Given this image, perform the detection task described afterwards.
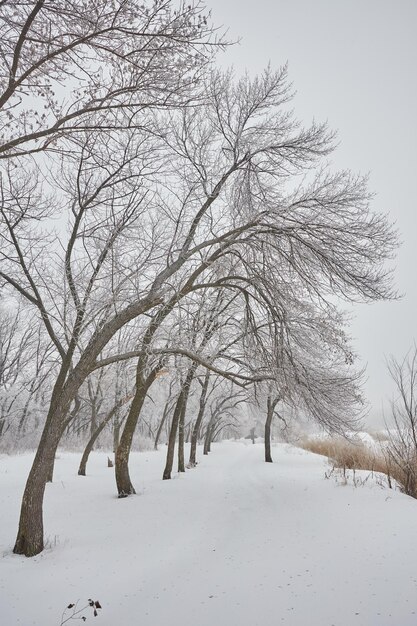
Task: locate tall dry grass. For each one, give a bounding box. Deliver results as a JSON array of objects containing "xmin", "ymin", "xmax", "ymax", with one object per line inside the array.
[{"xmin": 299, "ymin": 435, "xmax": 417, "ymax": 497}]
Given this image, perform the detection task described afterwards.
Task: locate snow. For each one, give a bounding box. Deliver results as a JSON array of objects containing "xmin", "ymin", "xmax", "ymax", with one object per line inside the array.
[
  {"xmin": 307, "ymin": 429, "xmax": 389, "ymax": 454},
  {"xmin": 1, "ymin": 442, "xmax": 417, "ymax": 626}
]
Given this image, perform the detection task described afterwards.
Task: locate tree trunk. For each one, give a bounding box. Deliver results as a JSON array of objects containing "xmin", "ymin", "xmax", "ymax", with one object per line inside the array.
[
  {"xmin": 13, "ymin": 292, "xmax": 162, "ymax": 556},
  {"xmin": 113, "ymin": 420, "xmax": 120, "ymax": 454},
  {"xmin": 79, "ymin": 430, "xmax": 100, "ymax": 476},
  {"xmin": 13, "ymin": 367, "xmax": 86, "ymax": 557},
  {"xmin": 203, "ymin": 420, "xmax": 214, "ymax": 455},
  {"xmin": 115, "ymin": 373, "xmax": 154, "ymax": 497},
  {"xmin": 78, "ymin": 407, "xmax": 117, "ymax": 476},
  {"xmin": 203, "ymin": 432, "xmax": 209, "ymax": 455},
  {"xmin": 163, "ymin": 366, "xmax": 195, "ymax": 480},
  {"xmin": 46, "ymin": 462, "xmax": 54, "ymax": 483},
  {"xmin": 45, "ymin": 393, "xmax": 82, "ymax": 484},
  {"xmin": 18, "ymin": 387, "xmax": 33, "ymax": 433},
  {"xmin": 154, "ymin": 397, "xmax": 171, "ymax": 450},
  {"xmin": 265, "ymin": 395, "xmax": 280, "ymax": 463},
  {"xmin": 265, "ymin": 399, "xmax": 273, "ymax": 463},
  {"xmin": 89, "ymin": 398, "xmax": 97, "ymax": 440},
  {"xmin": 177, "ymin": 403, "xmax": 186, "ymax": 472},
  {"xmin": 185, "ymin": 421, "xmax": 192, "ymax": 443},
  {"xmin": 13, "ymin": 416, "xmax": 63, "ymax": 556},
  {"xmin": 163, "ymin": 400, "xmax": 181, "ymax": 480},
  {"xmin": 189, "ymin": 370, "xmax": 210, "ymax": 466}
]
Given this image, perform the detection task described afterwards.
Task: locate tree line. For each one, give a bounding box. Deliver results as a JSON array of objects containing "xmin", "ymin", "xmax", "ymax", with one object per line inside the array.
[{"xmin": 0, "ymin": 0, "xmax": 397, "ymax": 557}]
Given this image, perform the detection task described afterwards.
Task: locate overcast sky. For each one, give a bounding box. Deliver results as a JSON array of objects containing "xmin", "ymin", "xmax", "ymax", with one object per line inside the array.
[{"xmin": 209, "ymin": 0, "xmax": 417, "ymax": 426}]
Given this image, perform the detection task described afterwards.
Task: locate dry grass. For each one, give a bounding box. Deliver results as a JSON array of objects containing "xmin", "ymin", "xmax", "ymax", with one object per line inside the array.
[{"xmin": 299, "ymin": 435, "xmax": 411, "ymax": 494}]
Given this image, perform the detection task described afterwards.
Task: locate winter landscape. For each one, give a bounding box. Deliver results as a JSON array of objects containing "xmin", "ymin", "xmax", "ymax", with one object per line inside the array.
[
  {"xmin": 2, "ymin": 441, "xmax": 417, "ymax": 626},
  {"xmin": 1, "ymin": 1, "xmax": 416, "ymax": 625}
]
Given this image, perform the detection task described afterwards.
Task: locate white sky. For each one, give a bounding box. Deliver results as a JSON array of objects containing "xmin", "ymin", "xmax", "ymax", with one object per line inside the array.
[{"xmin": 209, "ymin": 0, "xmax": 417, "ymax": 426}]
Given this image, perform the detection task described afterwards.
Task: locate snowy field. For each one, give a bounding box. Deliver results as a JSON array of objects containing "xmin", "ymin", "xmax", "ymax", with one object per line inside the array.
[{"xmin": 1, "ymin": 441, "xmax": 417, "ymax": 626}]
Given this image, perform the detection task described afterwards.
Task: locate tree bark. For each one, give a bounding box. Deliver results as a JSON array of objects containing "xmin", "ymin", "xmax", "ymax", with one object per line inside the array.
[
  {"xmin": 46, "ymin": 462, "xmax": 54, "ymax": 483},
  {"xmin": 163, "ymin": 398, "xmax": 182, "ymax": 480},
  {"xmin": 115, "ymin": 372, "xmax": 155, "ymax": 497},
  {"xmin": 203, "ymin": 420, "xmax": 214, "ymax": 455},
  {"xmin": 265, "ymin": 395, "xmax": 280, "ymax": 463},
  {"xmin": 13, "ymin": 416, "xmax": 63, "ymax": 556},
  {"xmin": 265, "ymin": 399, "xmax": 273, "ymax": 463}
]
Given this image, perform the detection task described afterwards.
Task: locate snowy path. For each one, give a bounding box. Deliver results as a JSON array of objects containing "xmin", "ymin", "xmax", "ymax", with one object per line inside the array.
[{"xmin": 1, "ymin": 441, "xmax": 417, "ymax": 625}]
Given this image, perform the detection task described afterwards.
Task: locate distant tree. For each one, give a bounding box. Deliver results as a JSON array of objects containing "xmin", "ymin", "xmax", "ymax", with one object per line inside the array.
[
  {"xmin": 162, "ymin": 291, "xmax": 236, "ymax": 480},
  {"xmin": 203, "ymin": 384, "xmax": 246, "ymax": 453},
  {"xmin": 0, "ymin": 305, "xmax": 53, "ymax": 443}
]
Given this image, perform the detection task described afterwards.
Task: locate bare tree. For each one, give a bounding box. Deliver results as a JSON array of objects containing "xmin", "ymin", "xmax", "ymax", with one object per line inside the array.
[
  {"xmin": 203, "ymin": 383, "xmax": 247, "ymax": 454},
  {"xmin": 0, "ymin": 0, "xmax": 220, "ymax": 159},
  {"xmin": 386, "ymin": 347, "xmax": 417, "ymax": 497},
  {"xmin": 78, "ymin": 392, "xmax": 133, "ymax": 477},
  {"xmin": 189, "ymin": 369, "xmax": 211, "ymax": 466},
  {"xmin": 153, "ymin": 378, "xmax": 176, "ymax": 450},
  {"xmin": 161, "ymin": 293, "xmax": 227, "ymax": 480},
  {"xmin": 0, "ymin": 305, "xmax": 53, "ymax": 443},
  {"xmin": 115, "ymin": 354, "xmax": 165, "ymax": 495}
]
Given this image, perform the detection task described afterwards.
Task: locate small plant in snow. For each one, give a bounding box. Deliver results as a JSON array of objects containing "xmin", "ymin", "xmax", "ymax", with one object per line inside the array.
[{"xmin": 60, "ymin": 599, "xmax": 102, "ymax": 624}]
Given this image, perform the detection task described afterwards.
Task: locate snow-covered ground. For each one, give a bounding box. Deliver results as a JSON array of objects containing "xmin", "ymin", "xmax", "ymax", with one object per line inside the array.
[{"xmin": 1, "ymin": 441, "xmax": 417, "ymax": 626}]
